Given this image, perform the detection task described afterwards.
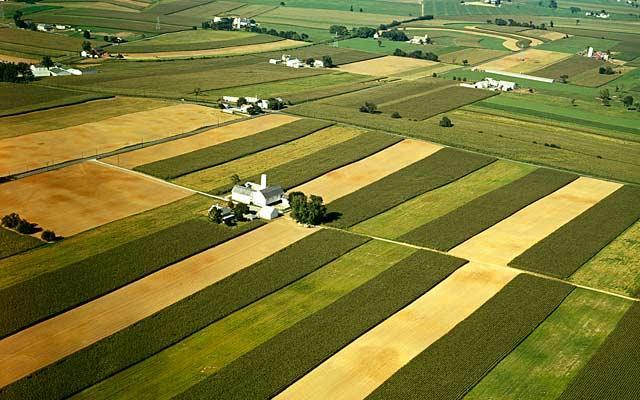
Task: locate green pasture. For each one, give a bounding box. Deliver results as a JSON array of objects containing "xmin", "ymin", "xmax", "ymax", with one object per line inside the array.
[
  {"xmin": 0, "ymin": 228, "xmax": 42, "ymax": 261},
  {"xmin": 538, "ymin": 35, "xmax": 619, "ymax": 53}
]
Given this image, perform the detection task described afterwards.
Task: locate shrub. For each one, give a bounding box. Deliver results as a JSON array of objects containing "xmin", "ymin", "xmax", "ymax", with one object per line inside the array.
[
  {"xmin": 41, "ymin": 230, "xmax": 57, "ymax": 242},
  {"xmin": 359, "ymin": 101, "xmax": 377, "ymax": 113},
  {"xmin": 15, "ymin": 219, "xmax": 37, "ymax": 234},
  {"xmin": 391, "ymin": 111, "xmax": 401, "ymax": 118},
  {"xmin": 1, "ymin": 213, "xmax": 21, "ymax": 229},
  {"xmin": 439, "ymin": 116, "xmax": 453, "ymax": 127}
]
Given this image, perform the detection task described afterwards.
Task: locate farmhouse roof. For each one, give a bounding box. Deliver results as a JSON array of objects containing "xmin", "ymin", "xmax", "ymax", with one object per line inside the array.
[
  {"xmin": 232, "ymin": 185, "xmax": 252, "ymax": 196},
  {"xmin": 259, "ymin": 185, "xmax": 284, "ymax": 198}
]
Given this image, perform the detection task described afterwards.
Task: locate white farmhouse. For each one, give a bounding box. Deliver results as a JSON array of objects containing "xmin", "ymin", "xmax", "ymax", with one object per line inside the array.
[
  {"xmin": 285, "ymin": 57, "xmax": 302, "ymax": 68},
  {"xmin": 408, "ymin": 34, "xmax": 429, "ymax": 45},
  {"xmin": 461, "ymin": 77, "xmax": 517, "ymax": 91},
  {"xmin": 231, "ymin": 174, "xmax": 285, "ymax": 207}
]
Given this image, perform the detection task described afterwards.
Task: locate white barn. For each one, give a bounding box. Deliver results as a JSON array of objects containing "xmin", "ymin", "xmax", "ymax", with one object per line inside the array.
[{"xmin": 231, "ymin": 174, "xmax": 285, "ymax": 207}]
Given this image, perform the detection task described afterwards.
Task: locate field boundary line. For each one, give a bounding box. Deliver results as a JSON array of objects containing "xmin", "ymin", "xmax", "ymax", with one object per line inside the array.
[{"xmin": 91, "ymin": 160, "xmax": 226, "ymax": 201}]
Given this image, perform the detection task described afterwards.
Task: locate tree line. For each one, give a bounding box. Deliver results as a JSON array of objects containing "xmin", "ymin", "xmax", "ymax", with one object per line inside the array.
[{"xmin": 0, "ymin": 62, "xmax": 34, "ymax": 83}]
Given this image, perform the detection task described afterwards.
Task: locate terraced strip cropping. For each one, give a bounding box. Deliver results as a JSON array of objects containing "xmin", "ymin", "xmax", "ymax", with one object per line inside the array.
[
  {"xmin": 465, "ymin": 289, "xmax": 632, "ymax": 400},
  {"xmin": 175, "ymin": 250, "xmax": 467, "ymax": 400},
  {"xmin": 118, "ymin": 32, "xmax": 281, "ymax": 53},
  {"xmin": 339, "ymin": 55, "xmax": 438, "ymax": 77},
  {"xmin": 70, "ymin": 240, "xmax": 414, "ymax": 400},
  {"xmin": 0, "ymin": 228, "xmax": 42, "ymax": 260},
  {"xmin": 366, "ymin": 275, "xmax": 573, "ymax": 400},
  {"xmin": 0, "ymin": 217, "xmax": 262, "ymax": 339},
  {"xmin": 569, "ymin": 220, "xmax": 640, "ymax": 297},
  {"xmin": 104, "ymin": 114, "xmax": 293, "ymax": 169},
  {"xmin": 2, "ymin": 230, "xmax": 367, "ymax": 400},
  {"xmin": 326, "ymin": 148, "xmax": 495, "ymax": 229},
  {"xmin": 351, "ymin": 161, "xmax": 535, "ymax": 239},
  {"xmin": 292, "ymin": 140, "xmax": 443, "ymax": 205},
  {"xmin": 0, "ymin": 219, "xmax": 312, "ymax": 389},
  {"xmin": 557, "ymin": 303, "xmax": 640, "ymax": 400},
  {"xmin": 209, "ymin": 130, "xmax": 401, "ymax": 195},
  {"xmin": 450, "ymin": 177, "xmax": 623, "ymax": 267},
  {"xmin": 173, "ymin": 125, "xmax": 365, "ymax": 192},
  {"xmin": 135, "ymin": 119, "xmax": 331, "ymax": 179},
  {"xmin": 510, "ymin": 185, "xmax": 640, "ymax": 278},
  {"xmin": 399, "ymin": 169, "xmax": 578, "ymax": 250},
  {"xmin": 277, "ymin": 262, "xmax": 518, "ymax": 400}
]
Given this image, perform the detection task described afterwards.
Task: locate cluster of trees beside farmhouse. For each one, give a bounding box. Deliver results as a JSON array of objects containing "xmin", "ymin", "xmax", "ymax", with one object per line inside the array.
[
  {"xmin": 329, "ymin": 24, "xmax": 409, "ymax": 42},
  {"xmin": 289, "ymin": 192, "xmax": 327, "ymax": 226},
  {"xmin": 393, "ymin": 48, "xmax": 439, "ymax": 61},
  {"xmin": 1, "ymin": 213, "xmax": 58, "ymax": 242}
]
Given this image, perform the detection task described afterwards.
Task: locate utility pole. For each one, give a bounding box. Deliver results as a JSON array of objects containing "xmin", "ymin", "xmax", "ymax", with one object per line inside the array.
[
  {"xmin": 422, "ymin": 0, "xmax": 425, "ymax": 17},
  {"xmin": 156, "ymin": 16, "xmax": 160, "ymax": 31}
]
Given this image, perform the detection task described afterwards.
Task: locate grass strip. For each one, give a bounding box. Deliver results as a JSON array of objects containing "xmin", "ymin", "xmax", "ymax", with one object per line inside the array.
[
  {"xmin": 510, "ymin": 185, "xmax": 640, "ymax": 278},
  {"xmin": 367, "ymin": 275, "xmax": 573, "ymax": 400},
  {"xmin": 327, "ymin": 148, "xmax": 495, "ymax": 229},
  {"xmin": 0, "ymin": 229, "xmax": 366, "ymax": 400},
  {"xmin": 557, "ymin": 303, "xmax": 640, "ymax": 400},
  {"xmin": 210, "ymin": 130, "xmax": 401, "ymax": 194},
  {"xmin": 399, "ymin": 169, "xmax": 578, "ymax": 250},
  {"xmin": 0, "ymin": 228, "xmax": 42, "ymax": 260},
  {"xmin": 0, "ymin": 219, "xmax": 263, "ymax": 339},
  {"xmin": 175, "ymin": 250, "xmax": 467, "ymax": 400},
  {"xmin": 134, "ymin": 119, "xmax": 332, "ymax": 179}
]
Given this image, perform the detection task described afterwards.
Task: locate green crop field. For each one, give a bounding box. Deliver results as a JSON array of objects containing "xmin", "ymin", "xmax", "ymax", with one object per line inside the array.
[
  {"xmin": 465, "ymin": 289, "xmax": 631, "ymax": 400},
  {"xmin": 368, "ymin": 275, "xmax": 573, "ymax": 400},
  {"xmin": 0, "ymin": 228, "xmax": 42, "ymax": 260},
  {"xmin": 351, "ymin": 160, "xmax": 535, "ymax": 239},
  {"xmin": 510, "ymin": 186, "xmax": 640, "ymax": 278},
  {"xmin": 70, "ymin": 240, "xmax": 416, "ymax": 400},
  {"xmin": 439, "ymin": 48, "xmax": 509, "ymax": 65},
  {"xmin": 135, "ymin": 119, "xmax": 332, "ymax": 179},
  {"xmin": 0, "ymin": 83, "xmax": 109, "ymax": 117},
  {"xmin": 118, "ymin": 31, "xmax": 282, "ymax": 53},
  {"xmin": 0, "ymin": 218, "xmax": 262, "ymax": 339},
  {"xmin": 537, "ymin": 35, "xmax": 620, "ymax": 54},
  {"xmin": 399, "ymin": 169, "xmax": 577, "ymax": 250},
  {"xmin": 327, "ymin": 148, "xmax": 495, "ymax": 228},
  {"xmin": 0, "ymin": 27, "xmax": 86, "ymax": 52},
  {"xmin": 570, "ymin": 221, "xmax": 640, "ymax": 297}
]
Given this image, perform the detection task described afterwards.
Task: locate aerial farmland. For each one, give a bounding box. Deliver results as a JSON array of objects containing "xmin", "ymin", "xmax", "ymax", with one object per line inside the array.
[{"xmin": 0, "ymin": 0, "xmax": 639, "ymax": 399}]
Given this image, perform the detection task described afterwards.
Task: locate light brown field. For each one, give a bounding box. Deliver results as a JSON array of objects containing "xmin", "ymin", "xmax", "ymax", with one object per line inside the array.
[
  {"xmin": 519, "ymin": 29, "xmax": 568, "ymax": 41},
  {"xmin": 291, "ymin": 140, "xmax": 442, "ymax": 203},
  {"xmin": 276, "ymin": 262, "xmax": 519, "ymax": 400},
  {"xmin": 478, "ymin": 48, "xmax": 571, "ymax": 73},
  {"xmin": 103, "ymin": 114, "xmax": 294, "ymax": 169},
  {"xmin": 449, "ymin": 177, "xmax": 623, "ymax": 266},
  {"xmin": 0, "ymin": 218, "xmax": 314, "ymax": 388},
  {"xmin": 123, "ymin": 39, "xmax": 306, "ymax": 60},
  {"xmin": 41, "ymin": 1, "xmax": 138, "ymax": 12},
  {"xmin": 0, "ymin": 161, "xmax": 192, "ymax": 237},
  {"xmin": 0, "ymin": 53, "xmax": 38, "ymax": 64},
  {"xmin": 0, "ymin": 104, "xmax": 232, "ymax": 176},
  {"xmin": 465, "ymin": 26, "xmax": 543, "ymax": 48},
  {"xmin": 338, "ymin": 55, "xmax": 438, "ymax": 77}
]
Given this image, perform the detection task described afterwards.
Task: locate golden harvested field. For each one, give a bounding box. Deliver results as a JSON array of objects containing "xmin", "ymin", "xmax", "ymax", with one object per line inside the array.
[
  {"xmin": 291, "ymin": 140, "xmax": 441, "ymax": 203},
  {"xmin": 123, "ymin": 40, "xmax": 306, "ymax": 60},
  {"xmin": 276, "ymin": 262, "xmax": 519, "ymax": 400},
  {"xmin": 0, "ymin": 104, "xmax": 232, "ymax": 176},
  {"xmin": 173, "ymin": 125, "xmax": 365, "ymax": 192},
  {"xmin": 338, "ymin": 56, "xmax": 437, "ymax": 77},
  {"xmin": 0, "ymin": 219, "xmax": 314, "ymax": 388},
  {"xmin": 0, "ymin": 53, "xmax": 38, "ymax": 64},
  {"xmin": 103, "ymin": 114, "xmax": 294, "ymax": 169},
  {"xmin": 478, "ymin": 49, "xmax": 571, "ymax": 73},
  {"xmin": 0, "ymin": 161, "xmax": 191, "ymax": 237},
  {"xmin": 449, "ymin": 177, "xmax": 622, "ymax": 266}
]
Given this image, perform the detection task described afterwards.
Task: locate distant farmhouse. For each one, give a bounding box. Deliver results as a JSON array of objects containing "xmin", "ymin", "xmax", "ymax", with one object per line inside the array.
[
  {"xmin": 80, "ymin": 48, "xmax": 106, "ymax": 58},
  {"xmin": 269, "ymin": 54, "xmax": 325, "ymax": 68},
  {"xmin": 586, "ymin": 46, "xmax": 610, "ymax": 61},
  {"xmin": 585, "ymin": 10, "xmax": 610, "ymax": 18},
  {"xmin": 461, "ymin": 77, "xmax": 518, "ymax": 91},
  {"xmin": 407, "ymin": 34, "xmax": 430, "ymax": 45},
  {"xmin": 220, "ymin": 96, "xmax": 282, "ymax": 114},
  {"xmin": 211, "ymin": 16, "xmax": 258, "ymax": 30}
]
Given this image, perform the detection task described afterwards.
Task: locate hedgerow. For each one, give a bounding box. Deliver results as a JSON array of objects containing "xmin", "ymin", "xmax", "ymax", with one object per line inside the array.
[
  {"xmin": 0, "ymin": 218, "xmax": 263, "ymax": 339},
  {"xmin": 510, "ymin": 185, "xmax": 640, "ymax": 278},
  {"xmin": 367, "ymin": 275, "xmax": 573, "ymax": 400},
  {"xmin": 400, "ymin": 169, "xmax": 578, "ymax": 250},
  {"xmin": 134, "ymin": 119, "xmax": 332, "ymax": 179},
  {"xmin": 210, "ymin": 130, "xmax": 401, "ymax": 194},
  {"xmin": 0, "ymin": 227, "xmax": 42, "ymax": 260},
  {"xmin": 175, "ymin": 250, "xmax": 467, "ymax": 400},
  {"xmin": 327, "ymin": 148, "xmax": 495, "ymax": 228},
  {"xmin": 0, "ymin": 230, "xmax": 368, "ymax": 400},
  {"xmin": 557, "ymin": 303, "xmax": 640, "ymax": 400}
]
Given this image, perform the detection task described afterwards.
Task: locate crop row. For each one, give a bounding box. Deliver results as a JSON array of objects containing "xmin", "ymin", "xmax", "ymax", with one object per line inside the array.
[
  {"xmin": 0, "ymin": 227, "xmax": 42, "ymax": 260},
  {"xmin": 0, "ymin": 218, "xmax": 263, "ymax": 339},
  {"xmin": 510, "ymin": 185, "xmax": 640, "ymax": 278},
  {"xmin": 368, "ymin": 275, "xmax": 573, "ymax": 400},
  {"xmin": 557, "ymin": 303, "xmax": 640, "ymax": 400},
  {"xmin": 210, "ymin": 130, "xmax": 401, "ymax": 194},
  {"xmin": 135, "ymin": 119, "xmax": 332, "ymax": 180},
  {"xmin": 379, "ymin": 86, "xmax": 496, "ymax": 121},
  {"xmin": 399, "ymin": 169, "xmax": 578, "ymax": 250},
  {"xmin": 119, "ymin": 34, "xmax": 282, "ymax": 53},
  {"xmin": 0, "ymin": 229, "xmax": 367, "ymax": 400},
  {"xmin": 327, "ymin": 147, "xmax": 495, "ymax": 228},
  {"xmin": 175, "ymin": 250, "xmax": 467, "ymax": 399}
]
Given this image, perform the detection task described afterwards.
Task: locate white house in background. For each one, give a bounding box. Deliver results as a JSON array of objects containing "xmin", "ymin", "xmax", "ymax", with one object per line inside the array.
[
  {"xmin": 408, "ymin": 34, "xmax": 429, "ymax": 45},
  {"xmin": 313, "ymin": 59, "xmax": 325, "ymax": 68},
  {"xmin": 285, "ymin": 57, "xmax": 302, "ymax": 68},
  {"xmin": 461, "ymin": 77, "xmax": 517, "ymax": 91},
  {"xmin": 231, "ymin": 174, "xmax": 285, "ymax": 208}
]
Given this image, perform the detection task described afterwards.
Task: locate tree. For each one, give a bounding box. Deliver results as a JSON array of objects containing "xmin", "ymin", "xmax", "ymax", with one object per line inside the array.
[
  {"xmin": 391, "ymin": 111, "xmax": 401, "ymax": 118},
  {"xmin": 306, "ymin": 195, "xmax": 326, "ymax": 225},
  {"xmin": 288, "ymin": 191, "xmax": 308, "ymax": 222},
  {"xmin": 16, "ymin": 219, "xmax": 37, "ymax": 234},
  {"xmin": 550, "ymin": 20, "xmax": 554, "ymax": 27},
  {"xmin": 559, "ymin": 74, "xmax": 569, "ymax": 83},
  {"xmin": 599, "ymin": 88, "xmax": 610, "ymax": 100},
  {"xmin": 41, "ymin": 56, "xmax": 54, "ymax": 68},
  {"xmin": 208, "ymin": 207, "xmax": 223, "ymax": 224},
  {"xmin": 82, "ymin": 41, "xmax": 92, "ymax": 51},
  {"xmin": 233, "ymin": 203, "xmax": 249, "ymax": 221},
  {"xmin": 439, "ymin": 116, "xmax": 453, "ymax": 127},
  {"xmin": 359, "ymin": 101, "xmax": 377, "ymax": 113},
  {"xmin": 623, "ymin": 95, "xmax": 634, "ymax": 108},
  {"xmin": 83, "ymin": 30, "xmax": 91, "ymax": 39},
  {"xmin": 462, "ymin": 59, "xmax": 469, "ymax": 66},
  {"xmin": 247, "ymin": 104, "xmax": 262, "ymax": 115},
  {"xmin": 230, "ymin": 174, "xmax": 241, "ymax": 186},
  {"xmin": 602, "ymin": 97, "xmax": 610, "ymax": 106},
  {"xmin": 305, "ymin": 57, "xmax": 315, "ymax": 66},
  {"xmin": 549, "ymin": 0, "xmax": 558, "ymax": 8},
  {"xmin": 350, "ymin": 4, "xmax": 354, "ymax": 11},
  {"xmin": 329, "ymin": 25, "xmax": 349, "ymax": 36},
  {"xmin": 280, "ymin": 1, "xmax": 286, "ymax": 5},
  {"xmin": 1, "ymin": 213, "xmax": 21, "ymax": 229},
  {"xmin": 322, "ymin": 55, "xmax": 335, "ymax": 67},
  {"xmin": 41, "ymin": 230, "xmax": 57, "ymax": 242},
  {"xmin": 237, "ymin": 97, "xmax": 247, "ymax": 106}
]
